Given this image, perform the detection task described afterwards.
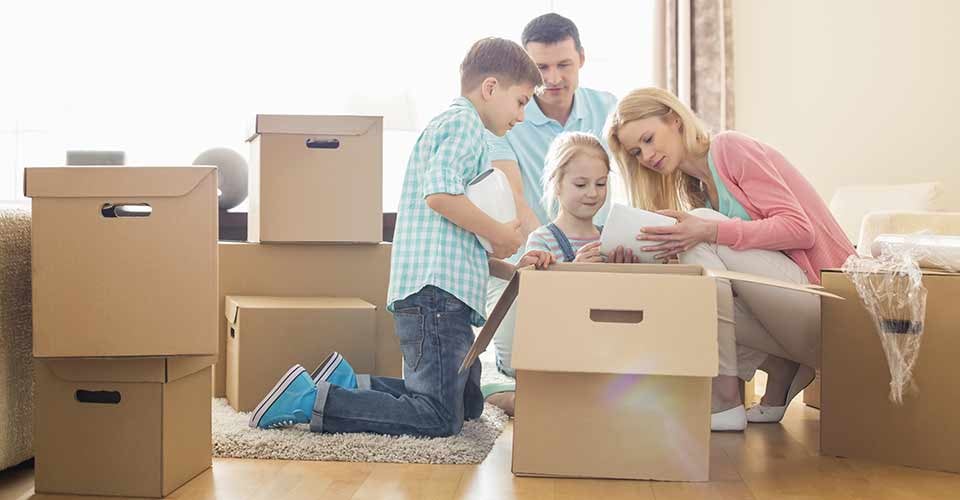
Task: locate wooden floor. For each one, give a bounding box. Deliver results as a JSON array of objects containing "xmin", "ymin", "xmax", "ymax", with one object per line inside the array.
[{"xmin": 2, "ymin": 400, "xmax": 959, "ymax": 500}]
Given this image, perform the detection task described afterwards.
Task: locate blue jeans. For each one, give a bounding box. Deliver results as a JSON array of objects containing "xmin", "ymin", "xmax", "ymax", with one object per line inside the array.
[{"xmin": 310, "ymin": 286, "xmax": 483, "ymax": 437}]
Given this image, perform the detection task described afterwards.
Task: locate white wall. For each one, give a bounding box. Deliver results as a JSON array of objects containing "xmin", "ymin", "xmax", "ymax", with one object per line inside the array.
[{"xmin": 732, "ymin": 0, "xmax": 960, "ymax": 208}]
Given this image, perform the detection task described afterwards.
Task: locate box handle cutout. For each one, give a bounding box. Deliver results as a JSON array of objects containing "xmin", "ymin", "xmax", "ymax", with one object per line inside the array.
[
  {"xmin": 76, "ymin": 390, "xmax": 121, "ymax": 405},
  {"xmin": 590, "ymin": 309, "xmax": 644, "ymax": 324},
  {"xmin": 306, "ymin": 138, "xmax": 341, "ymax": 150},
  {"xmin": 101, "ymin": 203, "xmax": 152, "ymax": 218},
  {"xmin": 230, "ymin": 326, "xmax": 236, "ymax": 338}
]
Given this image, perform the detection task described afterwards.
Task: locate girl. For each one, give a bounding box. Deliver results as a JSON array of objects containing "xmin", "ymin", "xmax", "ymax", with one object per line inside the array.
[
  {"xmin": 526, "ymin": 131, "xmax": 637, "ymax": 263},
  {"xmin": 606, "ymin": 87, "xmax": 854, "ymax": 431}
]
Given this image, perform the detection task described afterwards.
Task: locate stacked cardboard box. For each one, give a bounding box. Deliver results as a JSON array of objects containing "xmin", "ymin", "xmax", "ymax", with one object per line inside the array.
[
  {"xmin": 25, "ymin": 166, "xmax": 219, "ymax": 497},
  {"xmin": 216, "ymin": 115, "xmax": 400, "ymax": 409}
]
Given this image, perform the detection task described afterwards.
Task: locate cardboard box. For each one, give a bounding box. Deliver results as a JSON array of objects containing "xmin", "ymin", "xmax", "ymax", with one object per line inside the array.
[
  {"xmin": 803, "ymin": 371, "xmax": 821, "ymax": 409},
  {"xmin": 821, "ymin": 269, "xmax": 960, "ymax": 473},
  {"xmin": 34, "ymin": 356, "xmax": 214, "ymax": 498},
  {"xmin": 247, "ymin": 114, "xmax": 382, "ymax": 243},
  {"xmin": 25, "ymin": 166, "xmax": 218, "ymax": 358},
  {"xmin": 225, "ymin": 295, "xmax": 376, "ymax": 411},
  {"xmin": 217, "ymin": 242, "xmax": 400, "ymax": 397},
  {"xmin": 463, "ymin": 263, "xmax": 838, "ymax": 481}
]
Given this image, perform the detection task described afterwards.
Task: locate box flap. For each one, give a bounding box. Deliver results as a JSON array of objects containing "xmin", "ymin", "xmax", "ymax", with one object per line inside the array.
[
  {"xmin": 822, "ymin": 267, "xmax": 960, "ymax": 277},
  {"xmin": 166, "ymin": 356, "xmax": 217, "ymax": 383},
  {"xmin": 24, "ymin": 166, "xmax": 216, "ymax": 199},
  {"xmin": 246, "ymin": 114, "xmax": 382, "ymax": 142},
  {"xmin": 42, "ymin": 356, "xmax": 215, "ymax": 384},
  {"xmin": 460, "ymin": 263, "xmax": 841, "ymax": 374},
  {"xmin": 226, "ymin": 295, "xmax": 376, "ymax": 327}
]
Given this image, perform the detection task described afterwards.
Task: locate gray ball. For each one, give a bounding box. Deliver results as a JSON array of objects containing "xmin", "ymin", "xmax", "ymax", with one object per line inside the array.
[{"xmin": 194, "ymin": 148, "xmax": 248, "ymax": 210}]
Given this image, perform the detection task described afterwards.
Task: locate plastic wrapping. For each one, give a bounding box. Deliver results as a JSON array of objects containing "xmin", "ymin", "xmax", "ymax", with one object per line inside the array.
[
  {"xmin": 842, "ymin": 244, "xmax": 929, "ymax": 405},
  {"xmin": 870, "ymin": 233, "xmax": 960, "ymax": 272}
]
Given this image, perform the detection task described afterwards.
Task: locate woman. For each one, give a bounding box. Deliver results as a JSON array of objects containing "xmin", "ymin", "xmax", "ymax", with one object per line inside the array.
[{"xmin": 607, "ymin": 88, "xmax": 854, "ymax": 431}]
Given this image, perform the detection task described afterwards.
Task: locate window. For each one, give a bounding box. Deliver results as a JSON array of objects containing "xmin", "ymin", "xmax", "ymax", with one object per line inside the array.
[{"xmin": 1, "ymin": 1, "xmax": 654, "ymax": 210}]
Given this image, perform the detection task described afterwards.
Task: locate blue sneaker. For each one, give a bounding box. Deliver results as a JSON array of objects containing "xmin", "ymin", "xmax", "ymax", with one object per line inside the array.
[
  {"xmin": 249, "ymin": 365, "xmax": 317, "ymax": 429},
  {"xmin": 311, "ymin": 352, "xmax": 358, "ymax": 389}
]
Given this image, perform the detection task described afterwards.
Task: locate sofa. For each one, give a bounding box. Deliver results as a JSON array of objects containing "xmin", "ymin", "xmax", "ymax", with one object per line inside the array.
[{"xmin": 0, "ymin": 207, "xmax": 32, "ymax": 471}]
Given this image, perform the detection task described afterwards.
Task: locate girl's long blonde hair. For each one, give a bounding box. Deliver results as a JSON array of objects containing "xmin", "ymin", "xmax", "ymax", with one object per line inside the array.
[
  {"xmin": 606, "ymin": 87, "xmax": 712, "ymax": 211},
  {"xmin": 541, "ymin": 131, "xmax": 610, "ymax": 219}
]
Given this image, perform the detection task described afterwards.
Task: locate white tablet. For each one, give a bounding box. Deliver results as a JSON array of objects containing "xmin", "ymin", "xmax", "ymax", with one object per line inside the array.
[{"xmin": 599, "ymin": 203, "xmax": 677, "ymax": 263}]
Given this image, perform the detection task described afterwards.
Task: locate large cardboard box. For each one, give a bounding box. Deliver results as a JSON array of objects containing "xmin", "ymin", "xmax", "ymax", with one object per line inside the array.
[
  {"xmin": 247, "ymin": 114, "xmax": 382, "ymax": 243},
  {"xmin": 226, "ymin": 295, "xmax": 376, "ymax": 411},
  {"xmin": 34, "ymin": 356, "xmax": 214, "ymax": 498},
  {"xmin": 25, "ymin": 166, "xmax": 218, "ymax": 358},
  {"xmin": 217, "ymin": 242, "xmax": 400, "ymax": 397},
  {"xmin": 821, "ymin": 269, "xmax": 960, "ymax": 473},
  {"xmin": 464, "ymin": 263, "xmax": 838, "ymax": 481}
]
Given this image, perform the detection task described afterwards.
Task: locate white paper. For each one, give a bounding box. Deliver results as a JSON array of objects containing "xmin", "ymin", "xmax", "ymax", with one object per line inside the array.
[
  {"xmin": 599, "ymin": 203, "xmax": 677, "ymax": 263},
  {"xmin": 465, "ymin": 168, "xmax": 517, "ymax": 252}
]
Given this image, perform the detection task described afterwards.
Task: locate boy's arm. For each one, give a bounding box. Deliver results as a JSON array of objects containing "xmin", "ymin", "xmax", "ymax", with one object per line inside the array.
[{"xmin": 425, "ymin": 194, "xmax": 522, "ymax": 259}]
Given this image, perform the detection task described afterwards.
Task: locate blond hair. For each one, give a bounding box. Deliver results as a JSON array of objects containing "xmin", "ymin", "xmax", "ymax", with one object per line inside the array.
[
  {"xmin": 606, "ymin": 87, "xmax": 712, "ymax": 211},
  {"xmin": 541, "ymin": 132, "xmax": 611, "ymax": 219},
  {"xmin": 460, "ymin": 37, "xmax": 544, "ymax": 94}
]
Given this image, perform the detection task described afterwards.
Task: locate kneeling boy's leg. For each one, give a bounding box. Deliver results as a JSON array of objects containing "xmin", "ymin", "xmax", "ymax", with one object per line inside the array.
[{"xmin": 312, "ymin": 286, "xmax": 478, "ymax": 437}]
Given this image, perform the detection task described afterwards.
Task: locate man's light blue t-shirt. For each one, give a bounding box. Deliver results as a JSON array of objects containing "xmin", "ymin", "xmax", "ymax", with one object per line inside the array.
[{"xmin": 484, "ymin": 87, "xmax": 617, "ymax": 262}]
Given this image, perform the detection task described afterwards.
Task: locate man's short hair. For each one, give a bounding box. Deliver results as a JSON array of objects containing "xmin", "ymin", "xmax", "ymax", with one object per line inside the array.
[
  {"xmin": 521, "ymin": 13, "xmax": 583, "ymax": 52},
  {"xmin": 460, "ymin": 37, "xmax": 544, "ymax": 93}
]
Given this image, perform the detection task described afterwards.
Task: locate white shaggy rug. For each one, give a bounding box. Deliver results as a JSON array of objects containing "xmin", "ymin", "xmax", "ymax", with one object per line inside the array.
[{"xmin": 212, "ymin": 362, "xmax": 511, "ymax": 464}]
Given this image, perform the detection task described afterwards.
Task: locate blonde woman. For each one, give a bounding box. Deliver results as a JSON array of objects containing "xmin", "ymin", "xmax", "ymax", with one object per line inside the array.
[{"xmin": 607, "ymin": 87, "xmax": 854, "ymax": 431}]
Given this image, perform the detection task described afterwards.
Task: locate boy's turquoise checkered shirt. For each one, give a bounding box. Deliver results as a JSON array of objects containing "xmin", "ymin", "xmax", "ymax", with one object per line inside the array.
[{"xmin": 387, "ymin": 97, "xmax": 491, "ymax": 327}]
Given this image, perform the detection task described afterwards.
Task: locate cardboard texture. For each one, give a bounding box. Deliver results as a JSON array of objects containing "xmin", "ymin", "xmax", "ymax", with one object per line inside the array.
[
  {"xmin": 225, "ymin": 295, "xmax": 376, "ymax": 411},
  {"xmin": 34, "ymin": 357, "xmax": 214, "ymax": 498},
  {"xmin": 216, "ymin": 242, "xmax": 399, "ymax": 397},
  {"xmin": 803, "ymin": 371, "xmax": 821, "ymax": 409},
  {"xmin": 25, "ymin": 166, "xmax": 219, "ymax": 358},
  {"xmin": 821, "ymin": 269, "xmax": 960, "ymax": 473},
  {"xmin": 247, "ymin": 114, "xmax": 383, "ymax": 243},
  {"xmin": 463, "ymin": 263, "xmax": 837, "ymax": 481}
]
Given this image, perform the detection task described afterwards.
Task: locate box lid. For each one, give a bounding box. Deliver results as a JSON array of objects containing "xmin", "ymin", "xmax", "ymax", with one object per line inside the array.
[
  {"xmin": 225, "ymin": 295, "xmax": 376, "ymax": 325},
  {"xmin": 42, "ymin": 356, "xmax": 216, "ymax": 384},
  {"xmin": 24, "ymin": 166, "xmax": 216, "ymax": 199},
  {"xmin": 461, "ymin": 263, "xmax": 842, "ymax": 375},
  {"xmin": 246, "ymin": 114, "xmax": 382, "ymax": 142}
]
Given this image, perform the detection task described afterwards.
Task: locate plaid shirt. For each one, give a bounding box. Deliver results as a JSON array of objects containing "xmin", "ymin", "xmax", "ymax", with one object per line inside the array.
[{"xmin": 387, "ymin": 97, "xmax": 490, "ymax": 326}]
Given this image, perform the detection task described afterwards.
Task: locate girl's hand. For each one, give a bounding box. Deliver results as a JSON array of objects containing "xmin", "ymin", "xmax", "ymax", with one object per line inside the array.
[
  {"xmin": 608, "ymin": 245, "xmax": 640, "ymax": 263},
  {"xmin": 573, "ymin": 241, "xmax": 604, "ymax": 263},
  {"xmin": 517, "ymin": 250, "xmax": 555, "ymax": 269},
  {"xmin": 638, "ymin": 210, "xmax": 719, "ymax": 261}
]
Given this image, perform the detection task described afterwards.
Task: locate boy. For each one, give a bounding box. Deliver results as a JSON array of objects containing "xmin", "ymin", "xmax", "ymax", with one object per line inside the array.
[{"xmin": 248, "ymin": 37, "xmax": 548, "ymax": 437}]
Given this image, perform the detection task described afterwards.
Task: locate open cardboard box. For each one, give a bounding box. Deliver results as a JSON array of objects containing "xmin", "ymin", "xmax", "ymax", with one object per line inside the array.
[
  {"xmin": 821, "ymin": 268, "xmax": 960, "ymax": 473},
  {"xmin": 462, "ymin": 263, "xmax": 839, "ymax": 481}
]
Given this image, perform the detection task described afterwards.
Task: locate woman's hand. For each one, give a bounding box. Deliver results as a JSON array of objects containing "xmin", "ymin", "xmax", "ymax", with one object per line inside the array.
[
  {"xmin": 517, "ymin": 250, "xmax": 556, "ymax": 269},
  {"xmin": 638, "ymin": 210, "xmax": 719, "ymax": 261},
  {"xmin": 573, "ymin": 241, "xmax": 604, "ymax": 263}
]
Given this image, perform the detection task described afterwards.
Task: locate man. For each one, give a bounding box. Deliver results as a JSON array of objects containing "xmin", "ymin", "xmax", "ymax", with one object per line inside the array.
[{"xmin": 483, "ymin": 13, "xmax": 619, "ymax": 415}]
